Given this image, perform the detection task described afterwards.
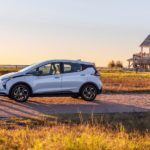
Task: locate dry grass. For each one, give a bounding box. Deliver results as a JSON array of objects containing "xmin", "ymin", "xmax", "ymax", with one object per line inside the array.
[
  {"xmin": 100, "ymin": 70, "xmax": 150, "ymax": 93},
  {"xmin": 102, "ymin": 77, "xmax": 150, "ymax": 93},
  {"xmin": 0, "ymin": 125, "xmax": 149, "ymax": 150},
  {"xmin": 0, "ymin": 113, "xmax": 149, "ymax": 150},
  {"xmin": 0, "ymin": 68, "xmax": 19, "ymax": 75},
  {"xmin": 0, "ymin": 68, "xmax": 150, "ymax": 149}
]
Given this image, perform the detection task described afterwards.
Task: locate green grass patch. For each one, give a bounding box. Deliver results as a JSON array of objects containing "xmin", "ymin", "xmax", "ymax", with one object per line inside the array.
[{"xmin": 101, "ymin": 70, "xmax": 150, "ymax": 78}]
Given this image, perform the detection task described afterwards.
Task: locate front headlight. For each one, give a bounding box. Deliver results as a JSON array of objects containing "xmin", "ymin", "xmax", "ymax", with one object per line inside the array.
[{"xmin": 1, "ymin": 78, "xmax": 11, "ymax": 87}]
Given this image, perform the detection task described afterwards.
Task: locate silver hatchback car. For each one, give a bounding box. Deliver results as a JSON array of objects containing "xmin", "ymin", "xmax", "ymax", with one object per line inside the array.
[{"xmin": 0, "ymin": 60, "xmax": 102, "ymax": 102}]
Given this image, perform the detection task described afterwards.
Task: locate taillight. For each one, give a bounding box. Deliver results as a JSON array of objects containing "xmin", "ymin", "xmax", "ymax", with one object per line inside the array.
[
  {"xmin": 95, "ymin": 71, "xmax": 100, "ymax": 77},
  {"xmin": 89, "ymin": 66, "xmax": 101, "ymax": 77},
  {"xmin": 91, "ymin": 70, "xmax": 100, "ymax": 77}
]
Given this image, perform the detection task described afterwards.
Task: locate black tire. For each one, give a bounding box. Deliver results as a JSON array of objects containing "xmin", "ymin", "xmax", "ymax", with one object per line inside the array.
[
  {"xmin": 81, "ymin": 84, "xmax": 97, "ymax": 101},
  {"xmin": 71, "ymin": 94, "xmax": 79, "ymax": 99},
  {"xmin": 8, "ymin": 95, "xmax": 13, "ymax": 99},
  {"xmin": 10, "ymin": 84, "xmax": 30, "ymax": 102}
]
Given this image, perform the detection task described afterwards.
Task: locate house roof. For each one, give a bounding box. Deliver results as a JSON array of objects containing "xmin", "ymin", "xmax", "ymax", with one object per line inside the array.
[{"xmin": 140, "ymin": 34, "xmax": 150, "ymax": 47}]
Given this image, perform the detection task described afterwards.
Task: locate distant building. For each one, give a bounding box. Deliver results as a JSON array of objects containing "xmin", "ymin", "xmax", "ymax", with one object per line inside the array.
[{"xmin": 127, "ymin": 34, "xmax": 150, "ymax": 71}]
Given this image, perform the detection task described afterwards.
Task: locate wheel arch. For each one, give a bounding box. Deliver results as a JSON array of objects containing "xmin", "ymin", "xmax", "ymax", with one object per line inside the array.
[
  {"xmin": 9, "ymin": 82, "xmax": 33, "ymax": 96},
  {"xmin": 79, "ymin": 82, "xmax": 99, "ymax": 94}
]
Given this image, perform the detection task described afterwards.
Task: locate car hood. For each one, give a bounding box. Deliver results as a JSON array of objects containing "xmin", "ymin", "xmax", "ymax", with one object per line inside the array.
[{"xmin": 0, "ymin": 72, "xmax": 24, "ymax": 80}]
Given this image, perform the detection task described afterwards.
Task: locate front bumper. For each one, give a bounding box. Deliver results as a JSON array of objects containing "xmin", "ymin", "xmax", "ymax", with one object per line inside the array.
[
  {"xmin": 0, "ymin": 92, "xmax": 7, "ymax": 96},
  {"xmin": 0, "ymin": 80, "xmax": 7, "ymax": 96}
]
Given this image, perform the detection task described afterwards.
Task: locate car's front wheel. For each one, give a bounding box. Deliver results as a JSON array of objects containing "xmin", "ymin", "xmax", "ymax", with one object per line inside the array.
[
  {"xmin": 10, "ymin": 84, "xmax": 30, "ymax": 102},
  {"xmin": 81, "ymin": 84, "xmax": 97, "ymax": 101}
]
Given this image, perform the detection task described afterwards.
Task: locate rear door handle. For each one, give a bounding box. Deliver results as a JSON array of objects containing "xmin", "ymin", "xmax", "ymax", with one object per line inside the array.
[
  {"xmin": 55, "ymin": 76, "xmax": 60, "ymax": 79},
  {"xmin": 80, "ymin": 74, "xmax": 86, "ymax": 76}
]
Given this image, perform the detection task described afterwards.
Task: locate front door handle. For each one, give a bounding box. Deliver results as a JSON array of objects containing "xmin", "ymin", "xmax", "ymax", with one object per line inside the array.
[{"xmin": 55, "ymin": 76, "xmax": 60, "ymax": 79}]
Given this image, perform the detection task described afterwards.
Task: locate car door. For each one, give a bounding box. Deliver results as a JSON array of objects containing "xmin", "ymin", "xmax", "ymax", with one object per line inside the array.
[
  {"xmin": 28, "ymin": 62, "xmax": 62, "ymax": 94},
  {"xmin": 61, "ymin": 63, "xmax": 87, "ymax": 93}
]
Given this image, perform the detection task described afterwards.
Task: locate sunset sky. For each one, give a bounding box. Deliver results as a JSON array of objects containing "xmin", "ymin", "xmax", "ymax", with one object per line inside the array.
[{"xmin": 0, "ymin": 0, "xmax": 150, "ymax": 67}]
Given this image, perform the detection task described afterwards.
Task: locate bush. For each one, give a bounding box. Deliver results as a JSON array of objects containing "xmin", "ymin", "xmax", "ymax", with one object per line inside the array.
[
  {"xmin": 108, "ymin": 60, "xmax": 115, "ymax": 68},
  {"xmin": 116, "ymin": 61, "xmax": 123, "ymax": 68},
  {"xmin": 108, "ymin": 60, "xmax": 123, "ymax": 68}
]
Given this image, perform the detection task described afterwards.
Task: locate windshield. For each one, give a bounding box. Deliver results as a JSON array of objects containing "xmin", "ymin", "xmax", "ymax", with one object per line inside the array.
[{"xmin": 19, "ymin": 63, "xmax": 38, "ymax": 72}]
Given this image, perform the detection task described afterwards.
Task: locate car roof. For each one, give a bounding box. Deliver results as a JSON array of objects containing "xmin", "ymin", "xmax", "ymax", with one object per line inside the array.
[
  {"xmin": 19, "ymin": 59, "xmax": 94, "ymax": 73},
  {"xmin": 42, "ymin": 59, "xmax": 93, "ymax": 65}
]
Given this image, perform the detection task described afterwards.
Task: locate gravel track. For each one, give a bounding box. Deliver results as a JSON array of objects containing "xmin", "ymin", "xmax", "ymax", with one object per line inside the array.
[{"xmin": 0, "ymin": 94, "xmax": 149, "ymax": 118}]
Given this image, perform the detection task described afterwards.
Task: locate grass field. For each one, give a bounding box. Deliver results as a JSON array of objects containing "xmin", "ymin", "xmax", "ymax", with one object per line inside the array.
[
  {"xmin": 0, "ymin": 68, "xmax": 150, "ymax": 149},
  {"xmin": 0, "ymin": 68, "xmax": 20, "ymax": 75},
  {"xmin": 0, "ymin": 113, "xmax": 149, "ymax": 150},
  {"xmin": 100, "ymin": 70, "xmax": 150, "ymax": 93}
]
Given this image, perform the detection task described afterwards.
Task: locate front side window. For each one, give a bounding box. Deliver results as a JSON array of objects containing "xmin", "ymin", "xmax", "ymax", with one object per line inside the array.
[
  {"xmin": 28, "ymin": 63, "xmax": 61, "ymax": 76},
  {"xmin": 63, "ymin": 63, "xmax": 82, "ymax": 73},
  {"xmin": 38, "ymin": 64, "xmax": 51, "ymax": 75}
]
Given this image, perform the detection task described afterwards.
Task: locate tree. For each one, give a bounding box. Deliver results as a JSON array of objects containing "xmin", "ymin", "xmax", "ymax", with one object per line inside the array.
[
  {"xmin": 108, "ymin": 60, "xmax": 115, "ymax": 68},
  {"xmin": 116, "ymin": 61, "xmax": 123, "ymax": 68}
]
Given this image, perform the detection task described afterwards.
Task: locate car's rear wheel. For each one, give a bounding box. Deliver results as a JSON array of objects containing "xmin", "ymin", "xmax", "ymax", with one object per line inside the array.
[
  {"xmin": 81, "ymin": 84, "xmax": 97, "ymax": 101},
  {"xmin": 10, "ymin": 84, "xmax": 30, "ymax": 102}
]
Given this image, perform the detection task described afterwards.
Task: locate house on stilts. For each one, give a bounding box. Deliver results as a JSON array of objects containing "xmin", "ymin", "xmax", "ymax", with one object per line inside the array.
[{"xmin": 127, "ymin": 34, "xmax": 150, "ymax": 71}]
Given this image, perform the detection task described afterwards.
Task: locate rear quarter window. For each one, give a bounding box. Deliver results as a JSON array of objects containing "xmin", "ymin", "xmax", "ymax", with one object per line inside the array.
[{"xmin": 82, "ymin": 64, "xmax": 96, "ymax": 71}]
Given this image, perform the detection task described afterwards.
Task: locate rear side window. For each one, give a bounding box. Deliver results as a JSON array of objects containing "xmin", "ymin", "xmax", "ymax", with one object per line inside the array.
[
  {"xmin": 63, "ymin": 63, "xmax": 82, "ymax": 73},
  {"xmin": 63, "ymin": 64, "xmax": 72, "ymax": 73},
  {"xmin": 72, "ymin": 63, "xmax": 82, "ymax": 72}
]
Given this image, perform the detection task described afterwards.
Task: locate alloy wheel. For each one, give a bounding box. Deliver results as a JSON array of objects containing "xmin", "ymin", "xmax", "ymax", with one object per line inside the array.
[
  {"xmin": 82, "ymin": 85, "xmax": 97, "ymax": 101},
  {"xmin": 12, "ymin": 85, "xmax": 29, "ymax": 102}
]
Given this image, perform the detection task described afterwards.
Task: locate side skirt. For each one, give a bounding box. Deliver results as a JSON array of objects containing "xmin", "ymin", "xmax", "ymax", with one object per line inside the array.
[{"xmin": 31, "ymin": 91, "xmax": 79, "ymax": 97}]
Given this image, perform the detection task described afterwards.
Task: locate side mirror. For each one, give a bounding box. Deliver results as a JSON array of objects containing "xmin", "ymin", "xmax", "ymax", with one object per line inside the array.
[{"xmin": 32, "ymin": 70, "xmax": 43, "ymax": 76}]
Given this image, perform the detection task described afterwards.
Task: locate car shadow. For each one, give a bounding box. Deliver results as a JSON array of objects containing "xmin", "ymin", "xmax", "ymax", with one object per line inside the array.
[{"xmin": 0, "ymin": 95, "xmax": 149, "ymax": 118}]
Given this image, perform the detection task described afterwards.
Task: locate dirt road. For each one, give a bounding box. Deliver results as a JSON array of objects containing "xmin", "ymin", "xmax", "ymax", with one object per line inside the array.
[{"xmin": 0, "ymin": 94, "xmax": 150, "ymax": 118}]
